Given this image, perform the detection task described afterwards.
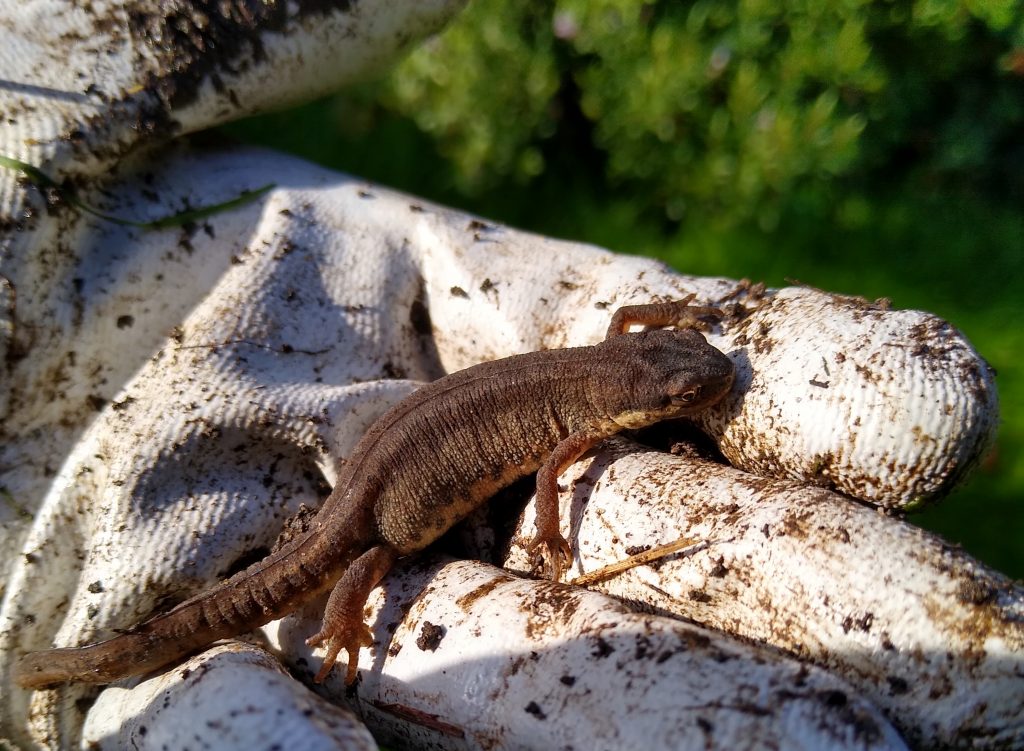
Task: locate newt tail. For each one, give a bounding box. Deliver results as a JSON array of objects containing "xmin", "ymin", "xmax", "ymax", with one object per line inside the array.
[{"xmin": 14, "ymin": 524, "xmax": 361, "ymax": 689}]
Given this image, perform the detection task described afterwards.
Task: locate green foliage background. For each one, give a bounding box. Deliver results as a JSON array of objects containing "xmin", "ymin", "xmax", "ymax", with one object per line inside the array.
[{"xmin": 225, "ymin": 0, "xmax": 1024, "ymax": 578}]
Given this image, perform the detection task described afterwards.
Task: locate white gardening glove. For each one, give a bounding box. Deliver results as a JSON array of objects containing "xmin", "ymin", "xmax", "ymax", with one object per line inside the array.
[{"xmin": 1, "ymin": 2, "xmax": 1018, "ymax": 750}]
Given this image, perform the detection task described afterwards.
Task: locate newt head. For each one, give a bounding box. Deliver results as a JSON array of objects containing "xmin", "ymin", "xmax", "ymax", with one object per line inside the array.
[{"xmin": 597, "ymin": 328, "xmax": 735, "ymax": 429}]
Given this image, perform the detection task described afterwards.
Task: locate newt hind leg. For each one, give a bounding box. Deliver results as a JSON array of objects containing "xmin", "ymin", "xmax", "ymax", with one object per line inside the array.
[{"xmin": 306, "ymin": 544, "xmax": 400, "ymax": 684}]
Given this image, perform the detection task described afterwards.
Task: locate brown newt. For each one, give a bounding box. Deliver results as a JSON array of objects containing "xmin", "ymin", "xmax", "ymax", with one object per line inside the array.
[{"xmin": 14, "ymin": 298, "xmax": 735, "ymax": 689}]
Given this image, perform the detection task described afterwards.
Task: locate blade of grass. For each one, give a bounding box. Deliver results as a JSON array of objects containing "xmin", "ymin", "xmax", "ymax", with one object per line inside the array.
[{"xmin": 0, "ymin": 153, "xmax": 273, "ymax": 229}]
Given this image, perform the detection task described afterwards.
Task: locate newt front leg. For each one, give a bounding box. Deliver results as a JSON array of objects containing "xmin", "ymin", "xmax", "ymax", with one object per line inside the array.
[
  {"xmin": 528, "ymin": 432, "xmax": 602, "ymax": 581},
  {"xmin": 606, "ymin": 295, "xmax": 723, "ymax": 339}
]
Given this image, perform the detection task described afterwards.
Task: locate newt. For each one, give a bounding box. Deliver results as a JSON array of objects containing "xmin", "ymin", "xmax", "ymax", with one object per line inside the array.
[{"xmin": 14, "ymin": 298, "xmax": 735, "ymax": 689}]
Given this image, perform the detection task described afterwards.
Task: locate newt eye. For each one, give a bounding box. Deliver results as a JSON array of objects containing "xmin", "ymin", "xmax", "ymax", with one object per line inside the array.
[{"xmin": 672, "ymin": 386, "xmax": 701, "ymax": 405}]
